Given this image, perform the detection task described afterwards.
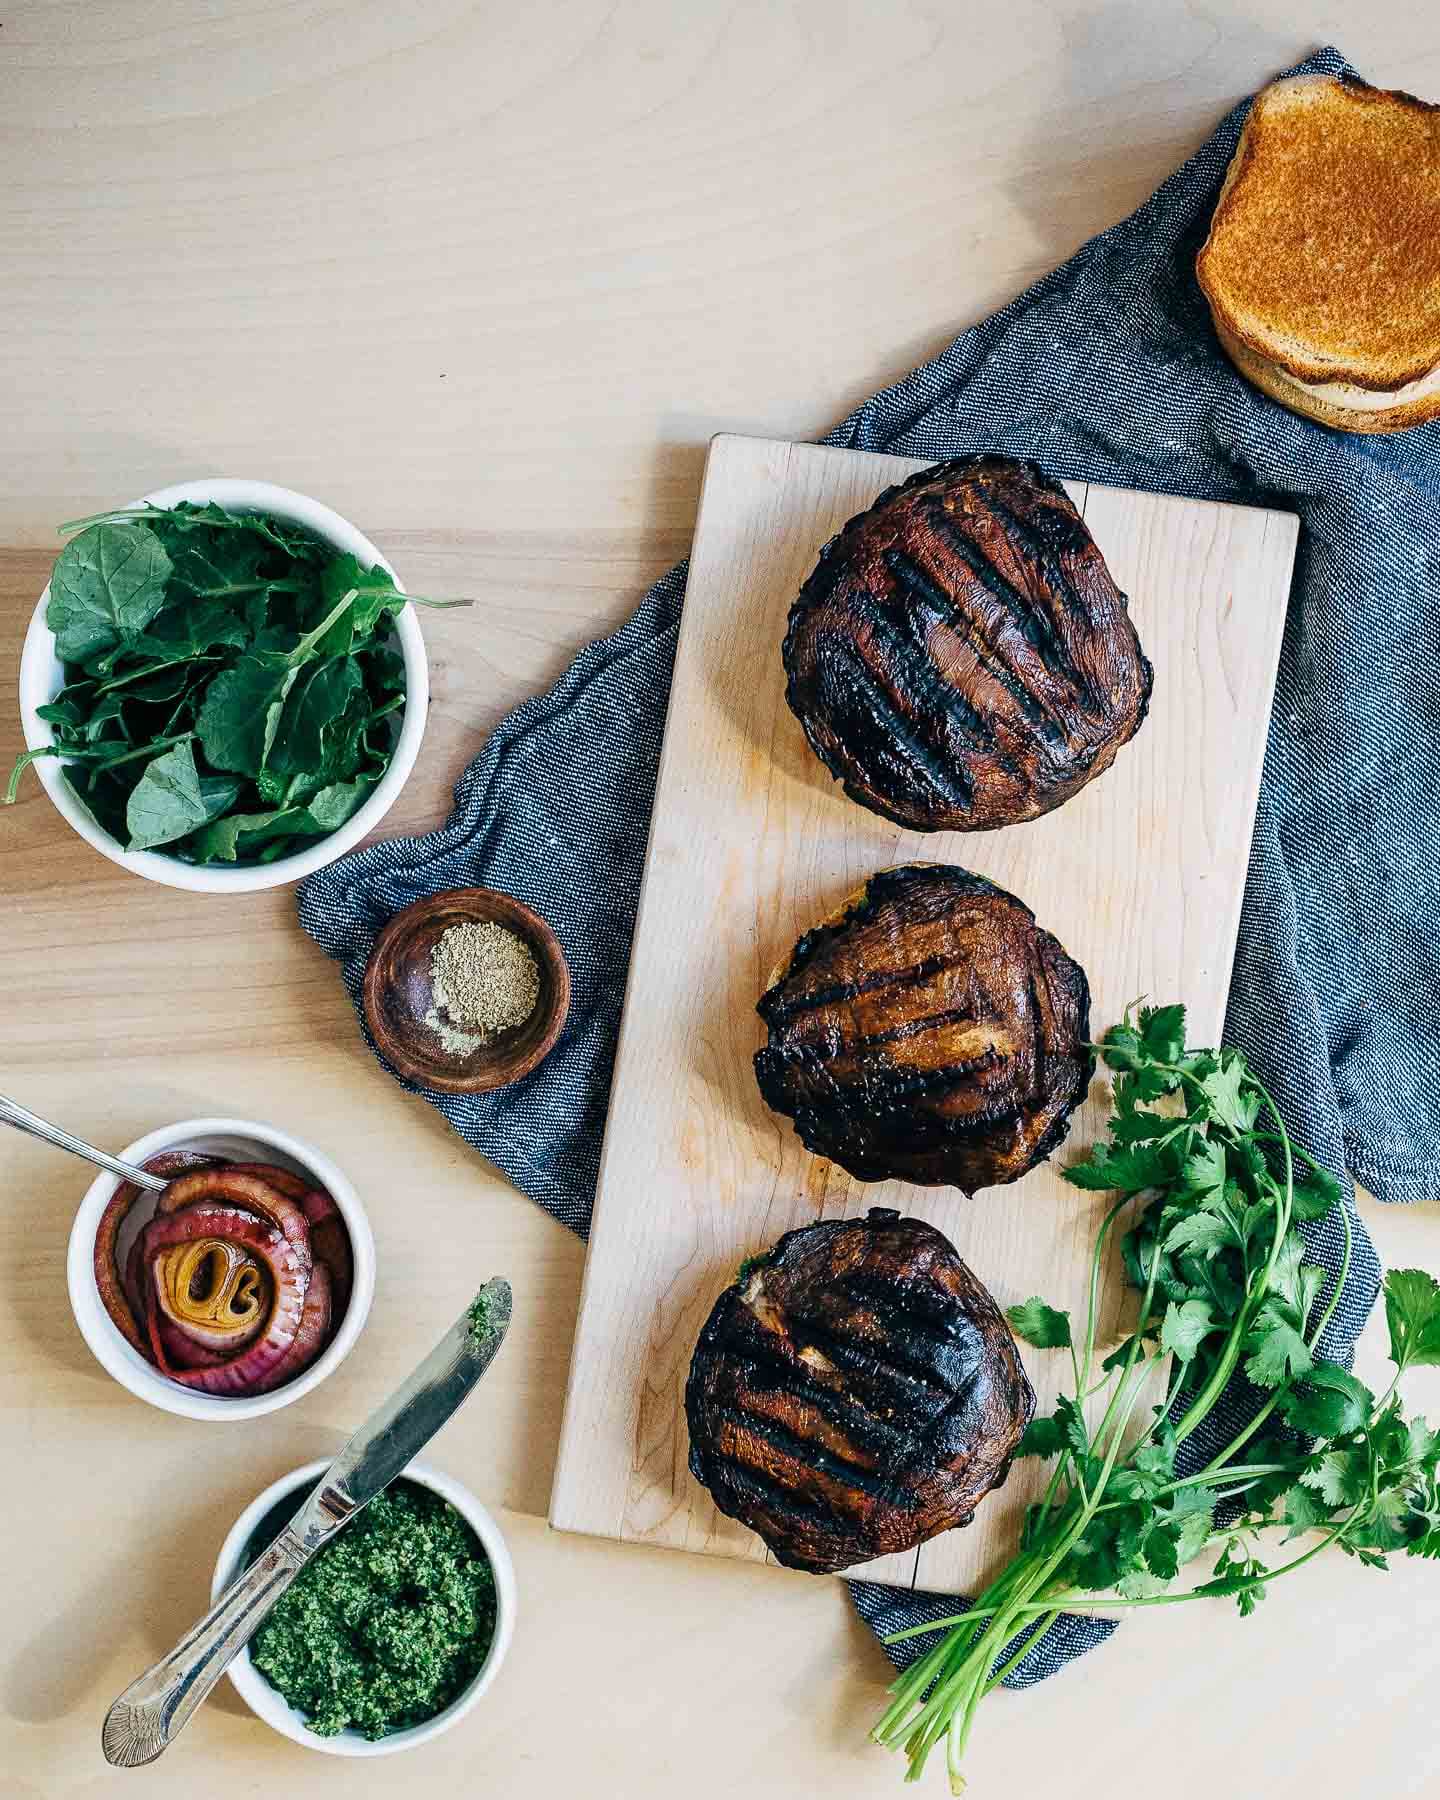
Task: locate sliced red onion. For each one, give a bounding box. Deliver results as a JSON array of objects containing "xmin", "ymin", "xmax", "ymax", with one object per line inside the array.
[
  {"xmin": 155, "ymin": 1170, "xmax": 312, "ymax": 1269},
  {"xmin": 248, "ymin": 1261, "xmax": 333, "ymax": 1394},
  {"xmin": 141, "ymin": 1202, "xmax": 310, "ymax": 1396},
  {"xmin": 98, "ymin": 1158, "xmax": 345, "ymax": 1398},
  {"xmin": 92, "ymin": 1150, "xmax": 217, "ymax": 1354},
  {"xmin": 297, "ymin": 1187, "xmax": 354, "ymax": 1321},
  {"xmin": 224, "ymin": 1161, "xmax": 310, "ymax": 1201},
  {"xmin": 228, "ymin": 1167, "xmax": 352, "ymax": 1321},
  {"xmin": 151, "ymin": 1235, "xmax": 268, "ymax": 1354},
  {"xmin": 150, "ymin": 1312, "xmax": 231, "ymax": 1370}
]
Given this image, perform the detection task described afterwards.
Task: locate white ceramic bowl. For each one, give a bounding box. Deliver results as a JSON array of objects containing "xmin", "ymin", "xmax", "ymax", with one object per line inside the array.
[
  {"xmin": 214, "ymin": 1458, "xmax": 516, "ymax": 1756},
  {"xmin": 67, "ymin": 1117, "xmax": 375, "ymax": 1421},
  {"xmin": 17, "ymin": 478, "xmax": 428, "ymax": 892}
]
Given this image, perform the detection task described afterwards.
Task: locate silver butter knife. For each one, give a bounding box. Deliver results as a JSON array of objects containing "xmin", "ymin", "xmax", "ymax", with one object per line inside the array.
[{"xmin": 101, "ymin": 1277, "xmax": 512, "ymax": 1768}]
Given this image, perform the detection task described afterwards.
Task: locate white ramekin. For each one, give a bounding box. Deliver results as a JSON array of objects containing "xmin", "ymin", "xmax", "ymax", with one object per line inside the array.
[
  {"xmin": 213, "ymin": 1458, "xmax": 516, "ymax": 1756},
  {"xmin": 17, "ymin": 478, "xmax": 428, "ymax": 892},
  {"xmin": 67, "ymin": 1117, "xmax": 375, "ymax": 1421}
]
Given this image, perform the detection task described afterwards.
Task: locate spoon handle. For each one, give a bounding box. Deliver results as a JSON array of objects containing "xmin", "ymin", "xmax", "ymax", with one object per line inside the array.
[
  {"xmin": 0, "ymin": 1094, "xmax": 167, "ymax": 1191},
  {"xmin": 101, "ymin": 1529, "xmax": 306, "ymax": 1767}
]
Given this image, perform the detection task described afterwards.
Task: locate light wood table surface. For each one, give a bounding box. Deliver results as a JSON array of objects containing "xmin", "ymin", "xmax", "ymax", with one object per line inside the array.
[{"xmin": 5, "ymin": 6, "xmax": 1440, "ymax": 1797}]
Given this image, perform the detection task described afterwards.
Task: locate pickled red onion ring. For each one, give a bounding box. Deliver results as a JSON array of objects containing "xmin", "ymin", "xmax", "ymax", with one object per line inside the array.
[
  {"xmin": 93, "ymin": 1150, "xmax": 218, "ymax": 1354},
  {"xmin": 142, "ymin": 1201, "xmax": 309, "ymax": 1395}
]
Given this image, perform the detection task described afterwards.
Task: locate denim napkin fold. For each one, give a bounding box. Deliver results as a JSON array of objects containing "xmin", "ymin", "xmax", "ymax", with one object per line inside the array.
[{"xmin": 300, "ymin": 42, "xmax": 1425, "ymax": 1683}]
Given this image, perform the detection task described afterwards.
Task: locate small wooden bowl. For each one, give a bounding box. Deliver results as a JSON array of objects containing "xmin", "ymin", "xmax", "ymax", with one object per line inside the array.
[{"xmin": 361, "ymin": 888, "xmax": 570, "ymax": 1094}]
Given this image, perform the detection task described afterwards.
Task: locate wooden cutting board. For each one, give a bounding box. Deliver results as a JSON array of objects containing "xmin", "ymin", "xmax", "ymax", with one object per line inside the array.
[{"xmin": 550, "ymin": 434, "xmax": 1298, "ymax": 1596}]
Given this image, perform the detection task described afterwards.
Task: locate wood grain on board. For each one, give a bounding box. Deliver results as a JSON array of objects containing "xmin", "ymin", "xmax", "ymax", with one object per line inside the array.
[{"xmin": 551, "ymin": 434, "xmax": 1299, "ymax": 1596}]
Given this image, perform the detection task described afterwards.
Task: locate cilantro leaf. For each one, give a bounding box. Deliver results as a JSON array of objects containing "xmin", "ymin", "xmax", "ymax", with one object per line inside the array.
[
  {"xmin": 1242, "ymin": 1319, "xmax": 1312, "ymax": 1389},
  {"xmin": 1384, "ymin": 1269, "xmax": 1440, "ymax": 1371},
  {"xmin": 1290, "ymin": 1162, "xmax": 1344, "ymax": 1221},
  {"xmin": 1162, "ymin": 1212, "xmax": 1234, "ymax": 1259},
  {"xmin": 1300, "ymin": 1449, "xmax": 1370, "ymax": 1507},
  {"xmin": 1141, "ymin": 1525, "xmax": 1180, "ymax": 1580},
  {"xmin": 1055, "ymin": 1394, "xmax": 1089, "ymax": 1457},
  {"xmin": 1006, "ymin": 1297, "xmax": 1072, "ymax": 1350},
  {"xmin": 1282, "ymin": 1363, "xmax": 1375, "ymax": 1438},
  {"xmin": 1160, "ymin": 1298, "xmax": 1214, "ymax": 1363},
  {"xmin": 1063, "ymin": 1140, "xmax": 1172, "ymax": 1193},
  {"xmin": 1138, "ymin": 1003, "xmax": 1186, "ymax": 1065},
  {"xmin": 1015, "ymin": 1414, "xmax": 1065, "ymax": 1460},
  {"xmin": 1282, "ymin": 1482, "xmax": 1334, "ymax": 1539},
  {"xmin": 1196, "ymin": 1052, "xmax": 1262, "ymax": 1133},
  {"xmin": 1167, "ymin": 1490, "xmax": 1216, "ymax": 1564},
  {"xmin": 1177, "ymin": 1136, "xmax": 1227, "ymax": 1202}
]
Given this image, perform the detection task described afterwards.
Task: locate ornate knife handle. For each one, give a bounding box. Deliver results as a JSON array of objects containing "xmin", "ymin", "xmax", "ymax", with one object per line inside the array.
[{"xmin": 101, "ymin": 1527, "xmax": 306, "ymax": 1767}]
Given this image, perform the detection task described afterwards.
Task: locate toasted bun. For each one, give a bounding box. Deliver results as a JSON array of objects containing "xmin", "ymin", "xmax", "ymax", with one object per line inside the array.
[{"xmin": 1198, "ymin": 73, "xmax": 1440, "ymax": 430}]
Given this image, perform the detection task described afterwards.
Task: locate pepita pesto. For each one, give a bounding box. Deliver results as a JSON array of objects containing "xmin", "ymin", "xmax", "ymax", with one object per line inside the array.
[{"xmin": 249, "ymin": 1480, "xmax": 496, "ymax": 1739}]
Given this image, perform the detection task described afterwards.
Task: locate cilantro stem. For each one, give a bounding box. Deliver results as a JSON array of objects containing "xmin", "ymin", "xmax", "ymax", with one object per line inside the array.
[
  {"xmin": 1307, "ymin": 1184, "xmax": 1354, "ymax": 1352},
  {"xmin": 869, "ymin": 1009, "xmax": 1424, "ymax": 1792}
]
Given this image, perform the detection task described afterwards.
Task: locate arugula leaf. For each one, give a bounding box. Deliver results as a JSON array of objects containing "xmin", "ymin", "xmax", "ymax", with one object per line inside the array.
[
  {"xmin": 312, "ymin": 553, "xmax": 406, "ymax": 653},
  {"xmin": 262, "ymin": 655, "xmax": 366, "ymax": 795},
  {"xmin": 1282, "ymin": 1364, "xmax": 1375, "ymax": 1438},
  {"xmin": 12, "ymin": 499, "xmax": 414, "ymax": 858},
  {"xmin": 125, "ymin": 740, "xmax": 239, "ymax": 851},
  {"xmin": 1006, "ymin": 1297, "xmax": 1072, "ymax": 1350},
  {"xmin": 128, "ymin": 596, "xmax": 250, "ymax": 662},
  {"xmin": 185, "ymin": 775, "xmax": 374, "ymax": 863},
  {"xmin": 196, "ymin": 651, "xmax": 300, "ymax": 777},
  {"xmin": 1384, "ymin": 1269, "xmax": 1440, "ymax": 1371},
  {"xmin": 47, "ymin": 523, "xmax": 172, "ymax": 662}
]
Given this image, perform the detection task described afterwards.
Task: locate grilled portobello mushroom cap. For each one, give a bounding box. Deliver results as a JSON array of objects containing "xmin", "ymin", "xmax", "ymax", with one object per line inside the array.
[
  {"xmin": 755, "ymin": 863, "xmax": 1092, "ymax": 1192},
  {"xmin": 685, "ymin": 1208, "xmax": 1035, "ymax": 1573},
  {"xmin": 783, "ymin": 455, "xmax": 1152, "ymax": 831}
]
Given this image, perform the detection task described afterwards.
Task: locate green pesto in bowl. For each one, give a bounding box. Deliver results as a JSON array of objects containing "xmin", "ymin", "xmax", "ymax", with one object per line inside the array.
[{"xmin": 246, "ymin": 1479, "xmax": 497, "ymax": 1739}]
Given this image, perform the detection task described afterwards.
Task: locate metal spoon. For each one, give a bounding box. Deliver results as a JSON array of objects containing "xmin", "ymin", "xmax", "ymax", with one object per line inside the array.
[{"xmin": 0, "ymin": 1093, "xmax": 167, "ymax": 1190}]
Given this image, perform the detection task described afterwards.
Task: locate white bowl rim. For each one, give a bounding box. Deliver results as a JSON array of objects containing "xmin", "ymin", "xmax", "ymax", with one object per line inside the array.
[
  {"xmin": 17, "ymin": 477, "xmax": 428, "ymax": 893},
  {"xmin": 66, "ymin": 1116, "xmax": 375, "ymax": 1422},
  {"xmin": 212, "ymin": 1456, "xmax": 517, "ymax": 1756}
]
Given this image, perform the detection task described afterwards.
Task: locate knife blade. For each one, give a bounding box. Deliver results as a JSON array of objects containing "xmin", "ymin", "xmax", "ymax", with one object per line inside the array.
[
  {"xmin": 288, "ymin": 1275, "xmax": 513, "ymax": 1548},
  {"xmin": 101, "ymin": 1277, "xmax": 512, "ymax": 1768}
]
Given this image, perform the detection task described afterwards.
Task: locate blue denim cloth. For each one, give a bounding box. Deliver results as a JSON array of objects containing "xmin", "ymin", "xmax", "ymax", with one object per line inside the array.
[{"xmin": 300, "ymin": 43, "xmax": 1413, "ymax": 1684}]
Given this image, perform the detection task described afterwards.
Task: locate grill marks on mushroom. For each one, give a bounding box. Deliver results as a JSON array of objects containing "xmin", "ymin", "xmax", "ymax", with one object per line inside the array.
[
  {"xmin": 783, "ymin": 456, "xmax": 1153, "ymax": 831},
  {"xmin": 685, "ymin": 1210, "xmax": 1035, "ymax": 1573},
  {"xmin": 754, "ymin": 864, "xmax": 1093, "ymax": 1192}
]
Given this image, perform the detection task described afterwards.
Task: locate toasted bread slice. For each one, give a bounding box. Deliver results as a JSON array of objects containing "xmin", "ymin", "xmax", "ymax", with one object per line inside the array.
[{"xmin": 1198, "ymin": 73, "xmax": 1440, "ymax": 432}]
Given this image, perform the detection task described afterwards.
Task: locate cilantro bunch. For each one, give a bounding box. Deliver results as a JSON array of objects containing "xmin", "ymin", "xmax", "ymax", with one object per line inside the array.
[
  {"xmin": 8, "ymin": 502, "xmax": 467, "ymax": 864},
  {"xmin": 872, "ymin": 1004, "xmax": 1440, "ymax": 1792}
]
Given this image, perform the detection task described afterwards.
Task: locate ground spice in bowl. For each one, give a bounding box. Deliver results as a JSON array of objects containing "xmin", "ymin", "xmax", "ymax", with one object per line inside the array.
[{"xmin": 424, "ymin": 921, "xmax": 540, "ymax": 1055}]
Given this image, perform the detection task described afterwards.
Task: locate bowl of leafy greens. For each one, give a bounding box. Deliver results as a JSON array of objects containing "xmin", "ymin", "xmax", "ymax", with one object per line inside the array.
[{"xmin": 14, "ymin": 479, "xmax": 437, "ymax": 891}]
